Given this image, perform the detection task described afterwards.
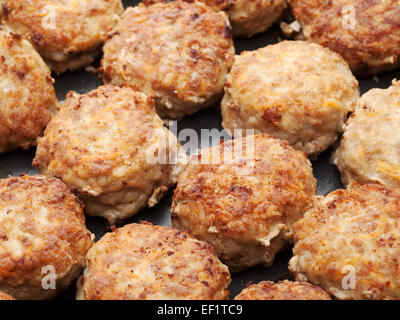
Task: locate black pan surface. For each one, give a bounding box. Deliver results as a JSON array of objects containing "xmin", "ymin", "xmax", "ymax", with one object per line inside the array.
[{"xmin": 0, "ymin": 0, "xmax": 399, "ymax": 300}]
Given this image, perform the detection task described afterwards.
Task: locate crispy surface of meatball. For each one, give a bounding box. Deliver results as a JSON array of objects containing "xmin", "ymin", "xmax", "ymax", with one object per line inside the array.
[
  {"xmin": 235, "ymin": 280, "xmax": 331, "ymax": 300},
  {"xmin": 288, "ymin": 0, "xmax": 400, "ymax": 76},
  {"xmin": 0, "ymin": 0, "xmax": 123, "ymax": 74},
  {"xmin": 290, "ymin": 183, "xmax": 400, "ymax": 300},
  {"xmin": 0, "ymin": 30, "xmax": 58, "ymax": 154},
  {"xmin": 100, "ymin": 1, "xmax": 235, "ymax": 119},
  {"xmin": 0, "ymin": 175, "xmax": 94, "ymax": 300},
  {"xmin": 76, "ymin": 222, "xmax": 231, "ymax": 300},
  {"xmin": 33, "ymin": 85, "xmax": 187, "ymax": 224},
  {"xmin": 171, "ymin": 134, "xmax": 316, "ymax": 272},
  {"xmin": 334, "ymin": 80, "xmax": 400, "ymax": 189},
  {"xmin": 221, "ymin": 41, "xmax": 359, "ymax": 156}
]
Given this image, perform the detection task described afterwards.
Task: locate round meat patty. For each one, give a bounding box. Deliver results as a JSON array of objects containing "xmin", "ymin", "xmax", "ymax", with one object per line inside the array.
[
  {"xmin": 100, "ymin": 0, "xmax": 235, "ymax": 119},
  {"xmin": 33, "ymin": 85, "xmax": 188, "ymax": 224},
  {"xmin": 171, "ymin": 133, "xmax": 316, "ymax": 272},
  {"xmin": 0, "ymin": 0, "xmax": 123, "ymax": 74},
  {"xmin": 287, "ymin": 0, "xmax": 400, "ymax": 76},
  {"xmin": 334, "ymin": 80, "xmax": 400, "ymax": 190},
  {"xmin": 195, "ymin": 0, "xmax": 287, "ymax": 37},
  {"xmin": 0, "ymin": 175, "xmax": 94, "ymax": 300},
  {"xmin": 0, "ymin": 30, "xmax": 58, "ymax": 154},
  {"xmin": 234, "ymin": 280, "xmax": 331, "ymax": 300},
  {"xmin": 221, "ymin": 41, "xmax": 359, "ymax": 157},
  {"xmin": 290, "ymin": 183, "xmax": 400, "ymax": 300},
  {"xmin": 76, "ymin": 222, "xmax": 231, "ymax": 300}
]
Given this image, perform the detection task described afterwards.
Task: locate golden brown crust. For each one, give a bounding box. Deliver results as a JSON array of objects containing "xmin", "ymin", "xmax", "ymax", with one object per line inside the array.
[
  {"xmin": 1, "ymin": 0, "xmax": 123, "ymax": 74},
  {"xmin": 334, "ymin": 80, "xmax": 400, "ymax": 189},
  {"xmin": 0, "ymin": 30, "xmax": 58, "ymax": 154},
  {"xmin": 100, "ymin": 1, "xmax": 235, "ymax": 119},
  {"xmin": 290, "ymin": 183, "xmax": 400, "ymax": 300},
  {"xmin": 33, "ymin": 85, "xmax": 187, "ymax": 224},
  {"xmin": 0, "ymin": 290, "xmax": 14, "ymax": 300},
  {"xmin": 171, "ymin": 134, "xmax": 316, "ymax": 272},
  {"xmin": 77, "ymin": 222, "xmax": 231, "ymax": 300},
  {"xmin": 0, "ymin": 175, "xmax": 94, "ymax": 300},
  {"xmin": 288, "ymin": 0, "xmax": 400, "ymax": 75},
  {"xmin": 235, "ymin": 280, "xmax": 331, "ymax": 300},
  {"xmin": 221, "ymin": 41, "xmax": 359, "ymax": 156}
]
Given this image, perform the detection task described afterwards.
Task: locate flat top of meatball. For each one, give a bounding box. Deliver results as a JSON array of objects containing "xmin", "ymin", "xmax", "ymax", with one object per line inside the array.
[
  {"xmin": 101, "ymin": 1, "xmax": 234, "ymax": 107},
  {"xmin": 172, "ymin": 134, "xmax": 316, "ymax": 243},
  {"xmin": 77, "ymin": 222, "xmax": 231, "ymax": 300},
  {"xmin": 221, "ymin": 40, "xmax": 359, "ymax": 155},
  {"xmin": 33, "ymin": 85, "xmax": 179, "ymax": 196},
  {"xmin": 226, "ymin": 41, "xmax": 358, "ymax": 119},
  {"xmin": 291, "ymin": 183, "xmax": 400, "ymax": 300},
  {"xmin": 288, "ymin": 0, "xmax": 400, "ymax": 74},
  {"xmin": 0, "ymin": 0, "xmax": 123, "ymax": 59},
  {"xmin": 235, "ymin": 280, "xmax": 331, "ymax": 300}
]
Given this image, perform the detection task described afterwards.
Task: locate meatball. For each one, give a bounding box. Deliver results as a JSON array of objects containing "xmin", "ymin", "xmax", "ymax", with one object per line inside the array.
[
  {"xmin": 290, "ymin": 183, "xmax": 400, "ymax": 300},
  {"xmin": 33, "ymin": 85, "xmax": 187, "ymax": 224},
  {"xmin": 287, "ymin": 0, "xmax": 400, "ymax": 76},
  {"xmin": 0, "ymin": 30, "xmax": 58, "ymax": 154},
  {"xmin": 0, "ymin": 175, "xmax": 94, "ymax": 300},
  {"xmin": 235, "ymin": 280, "xmax": 331, "ymax": 300},
  {"xmin": 171, "ymin": 133, "xmax": 316, "ymax": 272},
  {"xmin": 0, "ymin": 290, "xmax": 14, "ymax": 300},
  {"xmin": 195, "ymin": 0, "xmax": 287, "ymax": 37},
  {"xmin": 76, "ymin": 222, "xmax": 231, "ymax": 300},
  {"xmin": 0, "ymin": 0, "xmax": 123, "ymax": 74},
  {"xmin": 221, "ymin": 41, "xmax": 359, "ymax": 157},
  {"xmin": 100, "ymin": 1, "xmax": 235, "ymax": 119},
  {"xmin": 334, "ymin": 80, "xmax": 400, "ymax": 189}
]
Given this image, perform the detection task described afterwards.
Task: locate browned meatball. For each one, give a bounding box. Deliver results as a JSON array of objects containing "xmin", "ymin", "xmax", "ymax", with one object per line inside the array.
[
  {"xmin": 290, "ymin": 183, "xmax": 400, "ymax": 300},
  {"xmin": 100, "ymin": 1, "xmax": 235, "ymax": 119},
  {"xmin": 77, "ymin": 222, "xmax": 231, "ymax": 300},
  {"xmin": 288, "ymin": 0, "xmax": 400, "ymax": 75},
  {"xmin": 33, "ymin": 85, "xmax": 188, "ymax": 224},
  {"xmin": 221, "ymin": 41, "xmax": 359, "ymax": 157},
  {"xmin": 235, "ymin": 280, "xmax": 331, "ymax": 300},
  {"xmin": 0, "ymin": 30, "xmax": 58, "ymax": 154},
  {"xmin": 171, "ymin": 133, "xmax": 316, "ymax": 272},
  {"xmin": 0, "ymin": 175, "xmax": 94, "ymax": 300},
  {"xmin": 334, "ymin": 80, "xmax": 400, "ymax": 189},
  {"xmin": 1, "ymin": 0, "xmax": 123, "ymax": 74},
  {"xmin": 196, "ymin": 0, "xmax": 287, "ymax": 37}
]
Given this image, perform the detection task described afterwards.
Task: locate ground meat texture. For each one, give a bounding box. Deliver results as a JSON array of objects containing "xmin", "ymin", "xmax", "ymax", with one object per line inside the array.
[
  {"xmin": 171, "ymin": 133, "xmax": 316, "ymax": 272},
  {"xmin": 77, "ymin": 222, "xmax": 231, "ymax": 300},
  {"xmin": 0, "ymin": 30, "xmax": 59, "ymax": 154},
  {"xmin": 288, "ymin": 0, "xmax": 400, "ymax": 76},
  {"xmin": 100, "ymin": 1, "xmax": 235, "ymax": 119}
]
